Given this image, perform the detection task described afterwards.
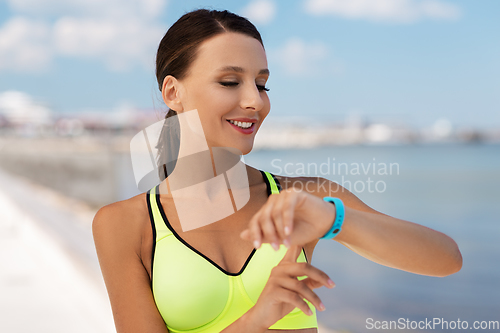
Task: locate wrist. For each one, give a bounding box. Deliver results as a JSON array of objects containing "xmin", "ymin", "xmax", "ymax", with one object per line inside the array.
[
  {"xmin": 319, "ymin": 197, "xmax": 345, "ymax": 240},
  {"xmin": 319, "ymin": 199, "xmax": 336, "ymax": 238},
  {"xmin": 240, "ymin": 306, "xmax": 268, "ymax": 333}
]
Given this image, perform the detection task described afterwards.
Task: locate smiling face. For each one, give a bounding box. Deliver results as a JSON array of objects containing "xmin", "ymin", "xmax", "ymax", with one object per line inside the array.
[{"xmin": 166, "ymin": 32, "xmax": 271, "ymax": 155}]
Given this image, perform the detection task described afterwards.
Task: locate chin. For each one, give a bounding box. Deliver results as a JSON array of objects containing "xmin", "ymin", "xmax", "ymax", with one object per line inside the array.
[
  {"xmin": 240, "ymin": 146, "xmax": 253, "ymax": 155},
  {"xmin": 230, "ymin": 142, "xmax": 253, "ymax": 156},
  {"xmin": 209, "ymin": 139, "xmax": 254, "ymax": 156},
  {"xmin": 240, "ymin": 138, "xmax": 256, "ymax": 155},
  {"xmin": 230, "ymin": 140, "xmax": 254, "ymax": 156}
]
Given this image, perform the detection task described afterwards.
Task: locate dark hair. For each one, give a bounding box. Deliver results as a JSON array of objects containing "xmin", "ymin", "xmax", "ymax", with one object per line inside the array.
[{"xmin": 154, "ymin": 9, "xmax": 264, "ymax": 181}]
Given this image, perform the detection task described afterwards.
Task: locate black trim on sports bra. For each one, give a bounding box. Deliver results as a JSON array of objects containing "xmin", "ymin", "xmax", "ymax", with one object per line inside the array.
[
  {"xmin": 270, "ymin": 172, "xmax": 283, "ymax": 192},
  {"xmin": 303, "ymin": 244, "xmax": 309, "ymax": 264},
  {"xmin": 148, "ymin": 169, "xmax": 308, "ymax": 281},
  {"xmin": 154, "ymin": 185, "xmax": 257, "ymax": 277},
  {"xmin": 146, "ymin": 189, "xmax": 157, "ymax": 287},
  {"xmin": 260, "ymin": 171, "xmax": 309, "ymax": 264},
  {"xmin": 260, "ymin": 169, "xmax": 273, "ymax": 196}
]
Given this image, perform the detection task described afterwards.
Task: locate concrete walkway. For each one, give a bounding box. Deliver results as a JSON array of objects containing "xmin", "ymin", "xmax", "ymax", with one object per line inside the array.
[{"xmin": 0, "ymin": 170, "xmax": 115, "ymax": 333}]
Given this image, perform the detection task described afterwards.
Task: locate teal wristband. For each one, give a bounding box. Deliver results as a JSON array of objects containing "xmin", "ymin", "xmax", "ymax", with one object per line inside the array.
[{"xmin": 319, "ymin": 197, "xmax": 345, "ymax": 240}]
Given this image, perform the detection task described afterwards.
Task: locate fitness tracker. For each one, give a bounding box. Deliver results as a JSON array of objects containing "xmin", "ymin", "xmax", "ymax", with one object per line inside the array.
[{"xmin": 319, "ymin": 197, "xmax": 345, "ymax": 240}]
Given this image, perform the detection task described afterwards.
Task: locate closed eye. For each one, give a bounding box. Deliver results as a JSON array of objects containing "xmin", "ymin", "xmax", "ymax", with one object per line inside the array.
[
  {"xmin": 219, "ymin": 81, "xmax": 269, "ymax": 92},
  {"xmin": 257, "ymin": 85, "xmax": 270, "ymax": 92},
  {"xmin": 220, "ymin": 81, "xmax": 238, "ymax": 87}
]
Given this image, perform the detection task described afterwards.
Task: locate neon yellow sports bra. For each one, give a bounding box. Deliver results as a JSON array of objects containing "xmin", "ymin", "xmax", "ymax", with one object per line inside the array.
[{"xmin": 146, "ymin": 170, "xmax": 318, "ymax": 332}]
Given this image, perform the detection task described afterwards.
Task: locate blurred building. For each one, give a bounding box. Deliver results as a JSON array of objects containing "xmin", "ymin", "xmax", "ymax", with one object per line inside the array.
[
  {"xmin": 0, "ymin": 90, "xmax": 53, "ymax": 133},
  {"xmin": 0, "ymin": 90, "xmax": 498, "ymax": 146}
]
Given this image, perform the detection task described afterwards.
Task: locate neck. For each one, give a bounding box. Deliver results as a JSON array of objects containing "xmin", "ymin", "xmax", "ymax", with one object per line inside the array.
[{"xmin": 158, "ymin": 109, "xmax": 248, "ymax": 197}]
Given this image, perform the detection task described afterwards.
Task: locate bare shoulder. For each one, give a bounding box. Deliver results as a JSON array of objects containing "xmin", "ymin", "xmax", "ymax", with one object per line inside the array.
[
  {"xmin": 93, "ymin": 193, "xmax": 149, "ymax": 224},
  {"xmin": 92, "ymin": 193, "xmax": 168, "ymax": 332},
  {"xmin": 273, "ymin": 174, "xmax": 385, "ymax": 215},
  {"xmin": 91, "ymin": 193, "xmax": 150, "ymax": 276},
  {"xmin": 92, "ymin": 193, "xmax": 150, "ymax": 251}
]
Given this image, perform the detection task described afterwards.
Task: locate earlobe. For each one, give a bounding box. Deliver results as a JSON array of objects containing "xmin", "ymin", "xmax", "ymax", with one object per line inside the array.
[{"xmin": 161, "ymin": 75, "xmax": 184, "ymax": 112}]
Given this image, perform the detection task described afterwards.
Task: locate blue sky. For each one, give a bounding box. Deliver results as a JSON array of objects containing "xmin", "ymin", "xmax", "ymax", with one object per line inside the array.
[{"xmin": 0, "ymin": 0, "xmax": 498, "ymax": 129}]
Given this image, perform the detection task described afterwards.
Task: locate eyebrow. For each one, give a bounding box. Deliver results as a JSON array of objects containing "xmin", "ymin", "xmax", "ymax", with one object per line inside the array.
[{"xmin": 218, "ymin": 66, "xmax": 270, "ymax": 76}]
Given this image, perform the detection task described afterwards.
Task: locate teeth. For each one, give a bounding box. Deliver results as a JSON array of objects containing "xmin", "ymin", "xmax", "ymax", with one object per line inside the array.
[{"xmin": 228, "ymin": 119, "xmax": 253, "ymax": 129}]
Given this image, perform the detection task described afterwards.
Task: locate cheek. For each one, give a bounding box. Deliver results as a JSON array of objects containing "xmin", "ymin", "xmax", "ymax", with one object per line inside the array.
[
  {"xmin": 205, "ymin": 93, "xmax": 240, "ymax": 127},
  {"xmin": 262, "ymin": 95, "xmax": 271, "ymax": 117},
  {"xmin": 195, "ymin": 91, "xmax": 237, "ymax": 137},
  {"xmin": 197, "ymin": 87, "xmax": 238, "ymax": 112}
]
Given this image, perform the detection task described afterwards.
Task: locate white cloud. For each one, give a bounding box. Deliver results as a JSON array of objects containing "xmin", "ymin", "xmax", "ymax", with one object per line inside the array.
[
  {"xmin": 0, "ymin": 17, "xmax": 52, "ymax": 72},
  {"xmin": 53, "ymin": 17, "xmax": 165, "ymax": 71},
  {"xmin": 269, "ymin": 37, "xmax": 341, "ymax": 76},
  {"xmin": 6, "ymin": 0, "xmax": 166, "ymax": 19},
  {"xmin": 0, "ymin": 0, "xmax": 168, "ymax": 72},
  {"xmin": 241, "ymin": 0, "xmax": 277, "ymax": 25},
  {"xmin": 304, "ymin": 0, "xmax": 461, "ymax": 23},
  {"xmin": 0, "ymin": 90, "xmax": 53, "ymax": 124}
]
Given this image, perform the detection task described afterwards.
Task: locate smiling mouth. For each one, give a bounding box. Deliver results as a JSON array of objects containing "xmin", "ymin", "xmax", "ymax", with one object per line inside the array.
[{"xmin": 226, "ymin": 119, "xmax": 254, "ymax": 129}]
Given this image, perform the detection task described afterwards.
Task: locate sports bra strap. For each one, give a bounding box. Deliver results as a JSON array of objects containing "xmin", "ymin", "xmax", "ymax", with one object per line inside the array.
[
  {"xmin": 147, "ymin": 185, "xmax": 173, "ymax": 242},
  {"xmin": 261, "ymin": 170, "xmax": 282, "ymax": 195},
  {"xmin": 148, "ymin": 170, "xmax": 282, "ymax": 241}
]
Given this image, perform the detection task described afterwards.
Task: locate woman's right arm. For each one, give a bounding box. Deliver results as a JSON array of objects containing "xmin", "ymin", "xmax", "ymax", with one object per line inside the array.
[
  {"xmin": 221, "ymin": 245, "xmax": 334, "ymax": 332},
  {"xmin": 92, "ymin": 202, "xmax": 168, "ymax": 333}
]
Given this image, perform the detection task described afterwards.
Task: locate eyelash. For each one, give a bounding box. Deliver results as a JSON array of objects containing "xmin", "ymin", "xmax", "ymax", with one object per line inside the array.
[{"xmin": 220, "ymin": 82, "xmax": 270, "ymax": 92}]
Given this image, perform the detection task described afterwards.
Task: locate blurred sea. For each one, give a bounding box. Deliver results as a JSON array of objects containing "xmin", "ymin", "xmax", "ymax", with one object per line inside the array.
[{"xmin": 117, "ymin": 143, "xmax": 500, "ymax": 333}]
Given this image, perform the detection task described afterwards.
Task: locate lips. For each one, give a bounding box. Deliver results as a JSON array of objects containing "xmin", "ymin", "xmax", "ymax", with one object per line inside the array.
[
  {"xmin": 227, "ymin": 117, "xmax": 258, "ymax": 122},
  {"xmin": 226, "ymin": 119, "xmax": 256, "ymax": 134}
]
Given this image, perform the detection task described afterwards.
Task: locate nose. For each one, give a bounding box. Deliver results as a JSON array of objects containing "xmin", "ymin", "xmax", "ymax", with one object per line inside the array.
[{"xmin": 239, "ymin": 82, "xmax": 265, "ymax": 112}]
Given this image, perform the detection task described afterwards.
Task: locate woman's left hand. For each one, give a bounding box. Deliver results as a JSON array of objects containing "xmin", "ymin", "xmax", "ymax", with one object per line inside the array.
[{"xmin": 240, "ymin": 189, "xmax": 337, "ymax": 250}]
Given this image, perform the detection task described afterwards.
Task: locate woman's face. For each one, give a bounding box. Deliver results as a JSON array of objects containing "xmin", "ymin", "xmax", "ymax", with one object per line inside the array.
[{"xmin": 175, "ymin": 32, "xmax": 270, "ymax": 155}]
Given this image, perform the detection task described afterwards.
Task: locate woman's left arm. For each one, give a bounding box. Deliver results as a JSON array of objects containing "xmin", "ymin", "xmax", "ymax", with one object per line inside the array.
[
  {"xmin": 333, "ymin": 202, "xmax": 463, "ymax": 277},
  {"xmin": 241, "ymin": 177, "xmax": 462, "ymax": 277}
]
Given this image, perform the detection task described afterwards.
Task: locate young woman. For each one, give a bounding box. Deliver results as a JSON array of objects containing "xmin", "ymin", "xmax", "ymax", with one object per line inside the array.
[{"xmin": 92, "ymin": 9, "xmax": 462, "ymax": 333}]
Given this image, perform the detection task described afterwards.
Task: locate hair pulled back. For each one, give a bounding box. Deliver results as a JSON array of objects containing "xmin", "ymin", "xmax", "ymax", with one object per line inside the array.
[
  {"xmin": 154, "ymin": 9, "xmax": 263, "ymax": 181},
  {"xmin": 156, "ymin": 9, "xmax": 263, "ymax": 92}
]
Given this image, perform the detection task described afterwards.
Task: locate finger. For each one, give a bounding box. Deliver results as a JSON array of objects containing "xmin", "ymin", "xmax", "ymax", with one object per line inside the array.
[
  {"xmin": 277, "ymin": 289, "xmax": 314, "ymax": 316},
  {"xmin": 240, "ymin": 229, "xmax": 250, "ymax": 241},
  {"xmin": 271, "ymin": 193, "xmax": 287, "ymax": 246},
  {"xmin": 280, "ymin": 277, "xmax": 325, "ymax": 312},
  {"xmin": 261, "ymin": 196, "xmax": 281, "ymax": 250},
  {"xmin": 280, "ymin": 245, "xmax": 301, "ymax": 264},
  {"xmin": 302, "ymin": 276, "xmax": 336, "ymax": 290},
  {"xmin": 282, "ymin": 189, "xmax": 301, "ymax": 237},
  {"xmin": 249, "ymin": 211, "xmax": 263, "ymax": 249},
  {"xmin": 286, "ymin": 262, "xmax": 333, "ymax": 289}
]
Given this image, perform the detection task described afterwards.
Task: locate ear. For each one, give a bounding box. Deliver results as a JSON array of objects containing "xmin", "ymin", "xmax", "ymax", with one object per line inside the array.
[{"xmin": 161, "ymin": 75, "xmax": 184, "ymax": 112}]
